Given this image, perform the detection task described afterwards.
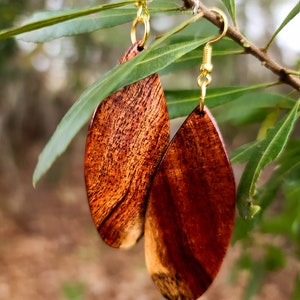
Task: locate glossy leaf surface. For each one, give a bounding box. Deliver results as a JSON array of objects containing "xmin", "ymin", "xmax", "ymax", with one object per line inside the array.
[
  {"xmin": 16, "ymin": 0, "xmax": 180, "ymax": 42},
  {"xmin": 265, "ymin": 1, "xmax": 300, "ymax": 50},
  {"xmin": 237, "ymin": 99, "xmax": 300, "ymax": 219},
  {"xmin": 221, "ymin": 0, "xmax": 237, "ymax": 25},
  {"xmin": 0, "ymin": 1, "xmax": 135, "ymax": 40}
]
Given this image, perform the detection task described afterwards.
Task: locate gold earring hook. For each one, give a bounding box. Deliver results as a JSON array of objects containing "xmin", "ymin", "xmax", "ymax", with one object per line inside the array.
[
  {"xmin": 131, "ymin": 1, "xmax": 150, "ymax": 48},
  {"xmin": 206, "ymin": 8, "xmax": 228, "ymax": 46},
  {"xmin": 197, "ymin": 8, "xmax": 228, "ymax": 112}
]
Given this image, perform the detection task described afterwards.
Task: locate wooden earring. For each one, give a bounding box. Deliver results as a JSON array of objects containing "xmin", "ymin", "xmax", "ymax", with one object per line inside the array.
[
  {"xmin": 84, "ymin": 4, "xmax": 235, "ymax": 299},
  {"xmin": 145, "ymin": 9, "xmax": 236, "ymax": 299},
  {"xmin": 145, "ymin": 107, "xmax": 236, "ymax": 299},
  {"xmin": 84, "ymin": 2, "xmax": 170, "ymax": 249}
]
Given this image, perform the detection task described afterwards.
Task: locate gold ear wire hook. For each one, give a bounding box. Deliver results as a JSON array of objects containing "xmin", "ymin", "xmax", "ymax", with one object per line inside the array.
[
  {"xmin": 197, "ymin": 8, "xmax": 228, "ymax": 112},
  {"xmin": 131, "ymin": 1, "xmax": 150, "ymax": 48},
  {"xmin": 206, "ymin": 8, "xmax": 228, "ymax": 46}
]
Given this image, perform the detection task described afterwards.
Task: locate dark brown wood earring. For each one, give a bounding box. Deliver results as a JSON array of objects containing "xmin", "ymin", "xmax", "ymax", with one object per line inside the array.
[
  {"xmin": 144, "ymin": 10, "xmax": 235, "ymax": 299},
  {"xmin": 145, "ymin": 106, "xmax": 236, "ymax": 299},
  {"xmin": 84, "ymin": 42, "xmax": 170, "ymax": 249}
]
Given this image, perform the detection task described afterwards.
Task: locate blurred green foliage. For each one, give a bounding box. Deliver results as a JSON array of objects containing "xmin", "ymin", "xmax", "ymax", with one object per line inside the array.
[
  {"xmin": 62, "ymin": 281, "xmax": 85, "ymax": 300},
  {"xmin": 1, "ymin": 0, "xmax": 299, "ymax": 299}
]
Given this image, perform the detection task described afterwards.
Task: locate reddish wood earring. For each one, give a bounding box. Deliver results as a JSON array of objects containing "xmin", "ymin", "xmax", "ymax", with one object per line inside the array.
[
  {"xmin": 145, "ymin": 106, "xmax": 236, "ymax": 299},
  {"xmin": 84, "ymin": 42, "xmax": 170, "ymax": 249}
]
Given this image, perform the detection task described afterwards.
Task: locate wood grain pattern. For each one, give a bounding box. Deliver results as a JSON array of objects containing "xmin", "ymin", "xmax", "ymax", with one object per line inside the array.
[
  {"xmin": 84, "ymin": 42, "xmax": 170, "ymax": 249},
  {"xmin": 145, "ymin": 107, "xmax": 236, "ymax": 299}
]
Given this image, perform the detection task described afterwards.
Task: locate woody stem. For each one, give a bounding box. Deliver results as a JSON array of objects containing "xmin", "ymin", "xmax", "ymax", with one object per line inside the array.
[{"xmin": 196, "ymin": 2, "xmax": 300, "ymax": 92}]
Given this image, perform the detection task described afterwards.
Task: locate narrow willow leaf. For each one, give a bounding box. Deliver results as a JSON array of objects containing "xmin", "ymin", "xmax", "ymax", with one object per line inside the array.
[
  {"xmin": 0, "ymin": 1, "xmax": 136, "ymax": 40},
  {"xmin": 221, "ymin": 0, "xmax": 236, "ymax": 24},
  {"xmin": 285, "ymin": 181, "xmax": 300, "ymax": 202},
  {"xmin": 165, "ymin": 82, "xmax": 281, "ymax": 119},
  {"xmin": 17, "ymin": 8, "xmax": 137, "ymax": 42},
  {"xmin": 265, "ymin": 1, "xmax": 300, "ymax": 51},
  {"xmin": 136, "ymin": 39, "xmax": 208, "ymax": 81},
  {"xmin": 237, "ymin": 99, "xmax": 300, "ymax": 220},
  {"xmin": 160, "ymin": 48, "xmax": 243, "ymax": 75},
  {"xmin": 32, "ymin": 14, "xmax": 202, "ymax": 186},
  {"xmin": 217, "ymin": 92, "xmax": 294, "ymax": 124},
  {"xmin": 257, "ymin": 139, "xmax": 300, "ymax": 210},
  {"xmin": 17, "ymin": 0, "xmax": 180, "ymax": 42},
  {"xmin": 230, "ymin": 141, "xmax": 259, "ymax": 164},
  {"xmin": 260, "ymin": 179, "xmax": 300, "ymax": 236},
  {"xmin": 231, "ymin": 215, "xmax": 257, "ymax": 243},
  {"xmin": 256, "ymin": 108, "xmax": 279, "ymax": 140},
  {"xmin": 162, "ymin": 34, "xmax": 244, "ymax": 75},
  {"xmin": 276, "ymin": 139, "xmax": 300, "ymax": 170},
  {"xmin": 231, "ymin": 116, "xmax": 300, "ymax": 164}
]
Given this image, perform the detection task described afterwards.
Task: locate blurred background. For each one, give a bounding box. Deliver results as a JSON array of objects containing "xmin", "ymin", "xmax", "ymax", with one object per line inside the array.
[{"xmin": 0, "ymin": 0, "xmax": 299, "ymax": 299}]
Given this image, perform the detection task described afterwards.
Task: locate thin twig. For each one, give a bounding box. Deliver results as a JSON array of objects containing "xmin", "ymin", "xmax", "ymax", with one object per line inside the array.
[{"xmin": 196, "ymin": 2, "xmax": 300, "ymax": 92}]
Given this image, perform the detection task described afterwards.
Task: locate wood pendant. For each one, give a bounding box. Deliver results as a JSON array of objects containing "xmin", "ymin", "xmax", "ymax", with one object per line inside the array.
[
  {"xmin": 84, "ymin": 42, "xmax": 170, "ymax": 249},
  {"xmin": 145, "ymin": 107, "xmax": 236, "ymax": 299}
]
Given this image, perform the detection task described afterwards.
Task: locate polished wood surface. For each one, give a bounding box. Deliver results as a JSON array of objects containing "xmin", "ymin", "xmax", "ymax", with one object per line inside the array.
[
  {"xmin": 145, "ymin": 107, "xmax": 236, "ymax": 299},
  {"xmin": 85, "ymin": 43, "xmax": 170, "ymax": 249}
]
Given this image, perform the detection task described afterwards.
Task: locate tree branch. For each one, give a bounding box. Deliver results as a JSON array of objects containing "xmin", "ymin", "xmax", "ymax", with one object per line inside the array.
[{"xmin": 195, "ymin": 2, "xmax": 300, "ymax": 92}]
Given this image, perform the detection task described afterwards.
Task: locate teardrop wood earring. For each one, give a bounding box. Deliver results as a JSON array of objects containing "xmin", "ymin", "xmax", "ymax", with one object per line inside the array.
[
  {"xmin": 84, "ymin": 2, "xmax": 170, "ymax": 249},
  {"xmin": 145, "ymin": 9, "xmax": 236, "ymax": 299}
]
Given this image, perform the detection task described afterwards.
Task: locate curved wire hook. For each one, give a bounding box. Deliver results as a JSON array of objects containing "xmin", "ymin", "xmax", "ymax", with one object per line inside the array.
[
  {"xmin": 131, "ymin": 1, "xmax": 150, "ymax": 48},
  {"xmin": 197, "ymin": 8, "xmax": 228, "ymax": 112},
  {"xmin": 206, "ymin": 8, "xmax": 228, "ymax": 46}
]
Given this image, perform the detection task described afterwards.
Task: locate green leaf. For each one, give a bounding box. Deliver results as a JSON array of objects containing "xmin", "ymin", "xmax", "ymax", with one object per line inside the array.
[
  {"xmin": 256, "ymin": 108, "xmax": 279, "ymax": 140},
  {"xmin": 291, "ymin": 273, "xmax": 300, "ymax": 300},
  {"xmin": 232, "ymin": 108, "xmax": 280, "ymax": 163},
  {"xmin": 230, "ymin": 141, "xmax": 259, "ymax": 164},
  {"xmin": 221, "ymin": 0, "xmax": 236, "ymax": 25},
  {"xmin": 260, "ymin": 200, "xmax": 300, "ymax": 237},
  {"xmin": 17, "ymin": 8, "xmax": 137, "ymax": 42},
  {"xmin": 259, "ymin": 176, "xmax": 300, "ymax": 237},
  {"xmin": 135, "ymin": 40, "xmax": 208, "ymax": 84},
  {"xmin": 166, "ymin": 82, "xmax": 279, "ymax": 119},
  {"xmin": 0, "ymin": 1, "xmax": 136, "ymax": 40},
  {"xmin": 161, "ymin": 28, "xmax": 244, "ymax": 74},
  {"xmin": 237, "ymin": 99, "xmax": 300, "ymax": 220},
  {"xmin": 256, "ymin": 139, "xmax": 300, "ymax": 210},
  {"xmin": 32, "ymin": 14, "xmax": 203, "ymax": 186},
  {"xmin": 217, "ymin": 92, "xmax": 294, "ymax": 125},
  {"xmin": 62, "ymin": 281, "xmax": 85, "ymax": 300},
  {"xmin": 16, "ymin": 0, "xmax": 180, "ymax": 42},
  {"xmin": 264, "ymin": 1, "xmax": 300, "ymax": 51},
  {"xmin": 160, "ymin": 47, "xmax": 243, "ymax": 75},
  {"xmin": 264, "ymin": 245, "xmax": 285, "ymax": 271},
  {"xmin": 231, "ymin": 215, "xmax": 257, "ymax": 243}
]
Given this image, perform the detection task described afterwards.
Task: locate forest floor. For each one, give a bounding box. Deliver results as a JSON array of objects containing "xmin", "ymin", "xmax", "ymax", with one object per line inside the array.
[{"xmin": 0, "ymin": 136, "xmax": 298, "ymax": 300}]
